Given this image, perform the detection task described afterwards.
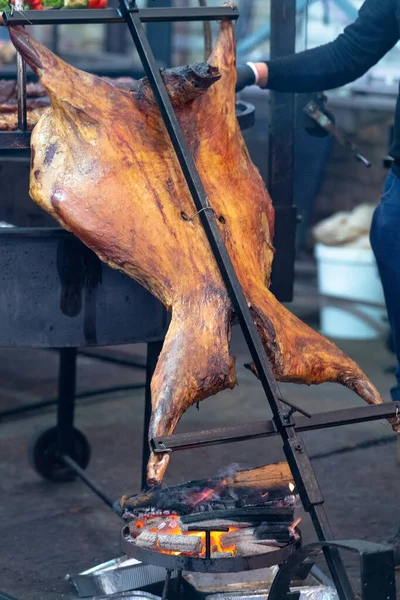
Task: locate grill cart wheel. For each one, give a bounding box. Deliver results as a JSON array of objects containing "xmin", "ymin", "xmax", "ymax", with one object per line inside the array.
[{"xmin": 29, "ymin": 426, "xmax": 91, "ymax": 482}]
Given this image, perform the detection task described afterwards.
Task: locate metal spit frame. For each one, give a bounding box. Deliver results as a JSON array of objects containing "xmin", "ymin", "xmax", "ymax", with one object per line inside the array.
[{"xmin": 1, "ymin": 3, "xmax": 397, "ymax": 600}]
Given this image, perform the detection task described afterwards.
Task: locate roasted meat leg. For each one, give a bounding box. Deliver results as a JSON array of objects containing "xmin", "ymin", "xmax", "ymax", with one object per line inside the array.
[{"xmin": 9, "ymin": 16, "xmax": 385, "ymax": 487}]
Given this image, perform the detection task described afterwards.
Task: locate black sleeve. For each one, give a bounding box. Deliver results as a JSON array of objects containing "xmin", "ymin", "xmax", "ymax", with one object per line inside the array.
[{"xmin": 266, "ymin": 0, "xmax": 398, "ymax": 93}]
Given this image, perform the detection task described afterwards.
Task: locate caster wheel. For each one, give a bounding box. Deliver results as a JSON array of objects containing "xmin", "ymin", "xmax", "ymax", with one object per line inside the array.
[{"xmin": 29, "ymin": 426, "xmax": 91, "ymax": 482}]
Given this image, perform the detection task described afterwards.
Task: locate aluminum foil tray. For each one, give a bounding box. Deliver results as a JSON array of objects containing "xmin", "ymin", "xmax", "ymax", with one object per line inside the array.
[
  {"xmin": 205, "ymin": 588, "xmax": 338, "ymax": 600},
  {"xmin": 67, "ymin": 556, "xmax": 167, "ymax": 597},
  {"xmin": 71, "ymin": 592, "xmax": 161, "ymax": 600},
  {"xmin": 183, "ymin": 565, "xmax": 334, "ymax": 598}
]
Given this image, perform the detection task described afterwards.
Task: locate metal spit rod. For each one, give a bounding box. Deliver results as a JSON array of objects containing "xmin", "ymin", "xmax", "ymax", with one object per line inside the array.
[{"xmin": 14, "ymin": 0, "xmax": 27, "ymax": 131}]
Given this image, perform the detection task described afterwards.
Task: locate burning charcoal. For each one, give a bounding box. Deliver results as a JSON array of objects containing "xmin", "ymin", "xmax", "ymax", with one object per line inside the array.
[
  {"xmin": 157, "ymin": 516, "xmax": 180, "ymax": 531},
  {"xmin": 136, "ymin": 531, "xmax": 158, "ymax": 549},
  {"xmin": 129, "ymin": 517, "xmax": 165, "ymax": 538},
  {"xmin": 180, "ymin": 519, "xmax": 253, "ymax": 532},
  {"xmin": 211, "ymin": 551, "xmax": 234, "ymax": 559},
  {"xmin": 235, "ymin": 541, "xmax": 277, "ymax": 557},
  {"xmin": 255, "ymin": 522, "xmax": 292, "ymax": 541},
  {"xmin": 157, "ymin": 534, "xmax": 203, "ymax": 554},
  {"xmin": 220, "ymin": 528, "xmax": 254, "ymax": 549}
]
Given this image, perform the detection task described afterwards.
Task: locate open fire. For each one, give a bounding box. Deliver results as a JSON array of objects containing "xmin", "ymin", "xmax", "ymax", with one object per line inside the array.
[
  {"xmin": 131, "ymin": 513, "xmax": 240, "ymax": 557},
  {"xmin": 118, "ymin": 463, "xmax": 300, "ymax": 559},
  {"xmin": 126, "ymin": 481, "xmax": 300, "ymax": 559}
]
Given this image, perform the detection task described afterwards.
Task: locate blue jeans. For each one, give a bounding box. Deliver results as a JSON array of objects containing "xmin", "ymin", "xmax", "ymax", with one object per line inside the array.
[{"xmin": 370, "ymin": 170, "xmax": 400, "ymax": 400}]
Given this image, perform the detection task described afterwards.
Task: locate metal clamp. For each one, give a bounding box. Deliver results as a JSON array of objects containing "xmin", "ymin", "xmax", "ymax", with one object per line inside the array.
[
  {"xmin": 279, "ymin": 397, "xmax": 312, "ymax": 423},
  {"xmin": 154, "ymin": 441, "xmax": 172, "ymax": 454}
]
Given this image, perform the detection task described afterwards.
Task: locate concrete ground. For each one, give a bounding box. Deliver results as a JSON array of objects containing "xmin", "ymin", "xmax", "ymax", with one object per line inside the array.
[{"xmin": 1, "ymin": 271, "xmax": 400, "ymax": 599}]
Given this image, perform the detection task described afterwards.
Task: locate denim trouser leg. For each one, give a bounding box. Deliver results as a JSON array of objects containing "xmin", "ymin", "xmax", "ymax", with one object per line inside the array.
[{"xmin": 370, "ymin": 171, "xmax": 400, "ymax": 400}]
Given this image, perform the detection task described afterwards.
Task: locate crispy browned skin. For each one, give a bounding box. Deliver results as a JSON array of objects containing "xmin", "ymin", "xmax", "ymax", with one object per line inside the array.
[{"xmin": 9, "ymin": 17, "xmax": 384, "ymax": 487}]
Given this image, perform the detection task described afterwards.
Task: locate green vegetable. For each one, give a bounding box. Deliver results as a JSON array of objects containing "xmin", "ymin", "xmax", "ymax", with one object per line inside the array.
[
  {"xmin": 42, "ymin": 0, "xmax": 64, "ymax": 7},
  {"xmin": 63, "ymin": 0, "xmax": 88, "ymax": 8}
]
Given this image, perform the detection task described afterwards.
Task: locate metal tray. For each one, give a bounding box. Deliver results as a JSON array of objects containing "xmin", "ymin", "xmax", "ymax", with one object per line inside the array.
[
  {"xmin": 71, "ymin": 592, "xmax": 161, "ymax": 600},
  {"xmin": 67, "ymin": 556, "xmax": 167, "ymax": 597},
  {"xmin": 205, "ymin": 590, "xmax": 338, "ymax": 600},
  {"xmin": 183, "ymin": 565, "xmax": 334, "ymax": 598}
]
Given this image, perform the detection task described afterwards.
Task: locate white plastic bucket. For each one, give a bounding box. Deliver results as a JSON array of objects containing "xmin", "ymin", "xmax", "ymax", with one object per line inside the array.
[{"xmin": 314, "ymin": 243, "xmax": 386, "ymax": 339}]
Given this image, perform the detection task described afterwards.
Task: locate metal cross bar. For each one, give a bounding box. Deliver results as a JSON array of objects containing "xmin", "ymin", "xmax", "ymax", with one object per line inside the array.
[
  {"xmin": 151, "ymin": 402, "xmax": 400, "ymax": 453},
  {"xmin": 121, "ymin": 0, "xmax": 354, "ymax": 597},
  {"xmin": 2, "ymin": 6, "xmax": 239, "ymax": 26}
]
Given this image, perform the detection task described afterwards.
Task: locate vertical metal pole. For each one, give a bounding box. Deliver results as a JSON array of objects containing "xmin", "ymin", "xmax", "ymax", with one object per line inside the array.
[
  {"xmin": 51, "ymin": 25, "xmax": 59, "ymax": 55},
  {"xmin": 106, "ymin": 0, "xmax": 128, "ymax": 54},
  {"xmin": 146, "ymin": 0, "xmax": 172, "ymax": 68},
  {"xmin": 268, "ymin": 0, "xmax": 296, "ymax": 302},
  {"xmin": 161, "ymin": 569, "xmax": 172, "ymax": 600},
  {"xmin": 15, "ymin": 0, "xmax": 27, "ymax": 131},
  {"xmin": 57, "ymin": 347, "xmax": 78, "ymax": 456},
  {"xmin": 142, "ymin": 340, "xmax": 164, "ymax": 489},
  {"xmin": 175, "ymin": 570, "xmax": 182, "ymax": 600}
]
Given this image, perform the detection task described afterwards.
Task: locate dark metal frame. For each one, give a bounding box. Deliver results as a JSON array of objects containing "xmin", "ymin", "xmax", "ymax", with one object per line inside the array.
[
  {"xmin": 0, "ymin": 2, "xmax": 395, "ymax": 599},
  {"xmin": 268, "ymin": 540, "xmax": 395, "ymax": 600},
  {"xmin": 3, "ymin": 6, "xmax": 239, "ymax": 24}
]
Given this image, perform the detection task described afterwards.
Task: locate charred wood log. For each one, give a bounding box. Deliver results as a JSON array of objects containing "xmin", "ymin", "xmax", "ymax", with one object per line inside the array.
[
  {"xmin": 135, "ymin": 530, "xmax": 203, "ymax": 554},
  {"xmin": 135, "ymin": 531, "xmax": 158, "ymax": 549},
  {"xmin": 235, "ymin": 541, "xmax": 277, "ymax": 556},
  {"xmin": 220, "ymin": 528, "xmax": 254, "ymax": 549},
  {"xmin": 180, "ymin": 507, "xmax": 295, "ymax": 526},
  {"xmin": 118, "ymin": 463, "xmax": 295, "ymax": 518}
]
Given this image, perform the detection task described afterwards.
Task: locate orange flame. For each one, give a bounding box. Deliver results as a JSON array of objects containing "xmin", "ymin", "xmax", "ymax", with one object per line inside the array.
[
  {"xmin": 289, "ymin": 517, "xmax": 302, "ymax": 536},
  {"xmin": 190, "ymin": 488, "xmax": 217, "ymax": 506},
  {"xmin": 289, "ymin": 482, "xmax": 295, "ymax": 493},
  {"xmin": 135, "ymin": 514, "xmax": 239, "ymax": 557}
]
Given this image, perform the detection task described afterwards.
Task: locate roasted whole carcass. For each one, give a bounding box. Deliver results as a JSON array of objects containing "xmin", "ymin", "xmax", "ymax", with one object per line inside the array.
[{"xmin": 8, "ymin": 15, "xmax": 388, "ymax": 486}]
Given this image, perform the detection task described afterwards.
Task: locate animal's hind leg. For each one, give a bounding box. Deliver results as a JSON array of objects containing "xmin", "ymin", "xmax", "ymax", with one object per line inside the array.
[{"xmin": 147, "ymin": 294, "xmax": 237, "ymax": 486}]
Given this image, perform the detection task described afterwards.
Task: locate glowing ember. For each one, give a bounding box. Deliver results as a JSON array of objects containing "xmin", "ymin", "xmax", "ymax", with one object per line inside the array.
[
  {"xmin": 132, "ymin": 514, "xmax": 239, "ymax": 557},
  {"xmin": 190, "ymin": 487, "xmax": 218, "ymax": 506}
]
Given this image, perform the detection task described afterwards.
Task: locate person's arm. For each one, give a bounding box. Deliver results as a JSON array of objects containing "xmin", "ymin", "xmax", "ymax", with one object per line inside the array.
[{"xmin": 237, "ymin": 0, "xmax": 398, "ymax": 93}]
